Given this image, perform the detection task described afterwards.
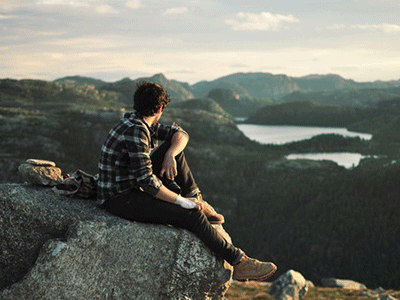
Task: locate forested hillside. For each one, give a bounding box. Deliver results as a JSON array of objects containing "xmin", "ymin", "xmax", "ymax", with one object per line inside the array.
[
  {"xmin": 279, "ymin": 87, "xmax": 400, "ymax": 108},
  {"xmin": 0, "ymin": 78, "xmax": 124, "ymax": 110}
]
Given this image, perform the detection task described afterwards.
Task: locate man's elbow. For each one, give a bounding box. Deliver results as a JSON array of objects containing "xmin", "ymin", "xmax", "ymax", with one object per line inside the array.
[{"xmin": 174, "ymin": 130, "xmax": 189, "ymax": 142}]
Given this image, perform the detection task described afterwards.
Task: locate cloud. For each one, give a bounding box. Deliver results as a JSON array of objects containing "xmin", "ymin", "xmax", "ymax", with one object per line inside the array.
[
  {"xmin": 37, "ymin": 0, "xmax": 91, "ymax": 8},
  {"xmin": 125, "ymin": 0, "xmax": 142, "ymax": 10},
  {"xmin": 164, "ymin": 7, "xmax": 188, "ymax": 15},
  {"xmin": 225, "ymin": 11, "xmax": 300, "ymax": 31},
  {"xmin": 0, "ymin": 3, "xmax": 25, "ymax": 12},
  {"xmin": 0, "ymin": 14, "xmax": 17, "ymax": 20},
  {"xmin": 43, "ymin": 36, "xmax": 123, "ymax": 49},
  {"xmin": 351, "ymin": 23, "xmax": 400, "ymax": 33},
  {"xmin": 95, "ymin": 4, "xmax": 118, "ymax": 14},
  {"xmin": 327, "ymin": 24, "xmax": 346, "ymax": 30},
  {"xmin": 353, "ymin": 0, "xmax": 400, "ymax": 9}
]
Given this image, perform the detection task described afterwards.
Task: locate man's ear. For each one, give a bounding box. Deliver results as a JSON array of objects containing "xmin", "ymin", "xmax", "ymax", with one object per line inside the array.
[{"xmin": 157, "ymin": 106, "xmax": 163, "ymax": 114}]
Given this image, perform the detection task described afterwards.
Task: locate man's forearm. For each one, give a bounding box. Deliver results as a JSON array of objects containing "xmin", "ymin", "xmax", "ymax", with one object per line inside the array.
[
  {"xmin": 155, "ymin": 184, "xmax": 179, "ymax": 203},
  {"xmin": 159, "ymin": 131, "xmax": 189, "ymax": 180},
  {"xmin": 155, "ymin": 184, "xmax": 200, "ymax": 210},
  {"xmin": 167, "ymin": 130, "xmax": 189, "ymax": 157}
]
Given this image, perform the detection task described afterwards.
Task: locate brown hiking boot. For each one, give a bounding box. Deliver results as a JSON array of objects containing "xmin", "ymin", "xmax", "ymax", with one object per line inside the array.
[
  {"xmin": 196, "ymin": 194, "xmax": 225, "ymax": 224},
  {"xmin": 233, "ymin": 254, "xmax": 277, "ymax": 281},
  {"xmin": 203, "ymin": 201, "xmax": 225, "ymax": 224}
]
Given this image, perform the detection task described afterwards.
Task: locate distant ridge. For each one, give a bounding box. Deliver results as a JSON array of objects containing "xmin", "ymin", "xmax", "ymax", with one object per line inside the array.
[
  {"xmin": 42, "ymin": 72, "xmax": 400, "ymax": 116},
  {"xmin": 191, "ymin": 72, "xmax": 299, "ymax": 99},
  {"xmin": 54, "ymin": 76, "xmax": 109, "ymax": 89},
  {"xmin": 53, "ymin": 72, "xmax": 400, "ymax": 103},
  {"xmin": 99, "ymin": 73, "xmax": 194, "ymax": 103},
  {"xmin": 294, "ymin": 74, "xmax": 357, "ymax": 92}
]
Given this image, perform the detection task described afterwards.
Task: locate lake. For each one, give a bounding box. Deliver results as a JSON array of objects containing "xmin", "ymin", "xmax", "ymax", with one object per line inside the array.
[
  {"xmin": 286, "ymin": 153, "xmax": 369, "ymax": 169},
  {"xmin": 237, "ymin": 124, "xmax": 373, "ymax": 168},
  {"xmin": 237, "ymin": 124, "xmax": 372, "ymax": 145}
]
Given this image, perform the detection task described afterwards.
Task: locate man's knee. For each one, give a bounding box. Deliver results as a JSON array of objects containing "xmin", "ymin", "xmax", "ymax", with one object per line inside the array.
[{"xmin": 183, "ymin": 209, "xmax": 208, "ymax": 229}]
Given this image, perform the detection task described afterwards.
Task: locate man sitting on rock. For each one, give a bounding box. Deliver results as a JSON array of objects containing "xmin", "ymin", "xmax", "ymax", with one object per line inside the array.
[{"xmin": 97, "ymin": 81, "xmax": 277, "ymax": 281}]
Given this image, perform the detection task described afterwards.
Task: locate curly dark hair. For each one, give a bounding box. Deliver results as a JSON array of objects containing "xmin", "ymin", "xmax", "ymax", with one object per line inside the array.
[{"xmin": 133, "ymin": 81, "xmax": 171, "ymax": 116}]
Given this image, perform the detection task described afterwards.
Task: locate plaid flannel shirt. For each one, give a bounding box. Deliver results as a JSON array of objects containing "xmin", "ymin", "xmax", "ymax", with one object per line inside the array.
[{"xmin": 97, "ymin": 111, "xmax": 186, "ymax": 205}]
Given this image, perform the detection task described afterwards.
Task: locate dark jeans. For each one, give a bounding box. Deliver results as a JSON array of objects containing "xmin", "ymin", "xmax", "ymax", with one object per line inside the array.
[
  {"xmin": 150, "ymin": 141, "xmax": 200, "ymax": 198},
  {"xmin": 103, "ymin": 142, "xmax": 243, "ymax": 266}
]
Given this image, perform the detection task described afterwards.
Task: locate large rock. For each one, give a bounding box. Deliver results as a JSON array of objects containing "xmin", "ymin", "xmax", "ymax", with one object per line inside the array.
[
  {"xmin": 267, "ymin": 270, "xmax": 309, "ymax": 300},
  {"xmin": 0, "ymin": 183, "xmax": 233, "ymax": 300},
  {"xmin": 321, "ymin": 278, "xmax": 367, "ymax": 290}
]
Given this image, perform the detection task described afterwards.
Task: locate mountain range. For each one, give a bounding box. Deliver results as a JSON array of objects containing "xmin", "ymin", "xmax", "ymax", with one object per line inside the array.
[
  {"xmin": 55, "ymin": 72, "xmax": 400, "ymax": 100},
  {"xmin": 53, "ymin": 72, "xmax": 400, "ymax": 116}
]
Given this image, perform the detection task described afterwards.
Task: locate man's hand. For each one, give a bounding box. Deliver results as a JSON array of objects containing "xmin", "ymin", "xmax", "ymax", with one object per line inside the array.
[
  {"xmin": 160, "ymin": 152, "xmax": 177, "ymax": 180},
  {"xmin": 160, "ymin": 131, "xmax": 188, "ymax": 180},
  {"xmin": 187, "ymin": 197, "xmax": 203, "ymax": 211},
  {"xmin": 174, "ymin": 195, "xmax": 203, "ymax": 211}
]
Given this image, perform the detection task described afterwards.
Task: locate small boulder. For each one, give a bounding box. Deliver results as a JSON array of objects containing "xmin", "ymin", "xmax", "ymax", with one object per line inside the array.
[
  {"xmin": 25, "ymin": 159, "xmax": 56, "ymax": 167},
  {"xmin": 321, "ymin": 278, "xmax": 367, "ymax": 290},
  {"xmin": 18, "ymin": 159, "xmax": 62, "ymax": 186},
  {"xmin": 267, "ymin": 270, "xmax": 309, "ymax": 300}
]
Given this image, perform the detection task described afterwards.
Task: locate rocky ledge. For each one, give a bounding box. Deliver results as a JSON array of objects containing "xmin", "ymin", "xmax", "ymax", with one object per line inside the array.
[{"xmin": 0, "ymin": 183, "xmax": 232, "ymax": 300}]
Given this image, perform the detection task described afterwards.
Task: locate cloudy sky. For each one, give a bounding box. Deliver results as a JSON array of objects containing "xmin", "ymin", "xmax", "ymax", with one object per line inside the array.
[{"xmin": 1, "ymin": 0, "xmax": 400, "ymax": 84}]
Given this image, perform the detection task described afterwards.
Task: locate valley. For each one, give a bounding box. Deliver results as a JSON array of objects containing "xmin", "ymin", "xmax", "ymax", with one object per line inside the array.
[{"xmin": 1, "ymin": 72, "xmax": 400, "ymax": 290}]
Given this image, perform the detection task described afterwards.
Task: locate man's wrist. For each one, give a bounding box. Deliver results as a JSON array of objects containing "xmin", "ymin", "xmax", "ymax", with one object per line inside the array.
[
  {"xmin": 165, "ymin": 149, "xmax": 176, "ymax": 158},
  {"xmin": 174, "ymin": 195, "xmax": 196, "ymax": 209},
  {"xmin": 174, "ymin": 194, "xmax": 186, "ymax": 204}
]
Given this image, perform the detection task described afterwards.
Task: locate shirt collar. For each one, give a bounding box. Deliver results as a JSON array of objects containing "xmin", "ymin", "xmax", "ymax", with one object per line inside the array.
[{"xmin": 129, "ymin": 111, "xmax": 157, "ymax": 135}]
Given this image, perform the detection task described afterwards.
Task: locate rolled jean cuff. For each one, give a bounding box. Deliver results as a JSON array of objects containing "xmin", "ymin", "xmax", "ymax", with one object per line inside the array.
[
  {"xmin": 184, "ymin": 188, "xmax": 201, "ymax": 198},
  {"xmin": 230, "ymin": 248, "xmax": 245, "ymax": 266}
]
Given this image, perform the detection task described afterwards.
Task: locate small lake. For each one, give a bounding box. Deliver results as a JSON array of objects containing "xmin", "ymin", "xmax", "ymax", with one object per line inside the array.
[
  {"xmin": 237, "ymin": 124, "xmax": 372, "ymax": 145},
  {"xmin": 237, "ymin": 124, "xmax": 373, "ymax": 168},
  {"xmin": 286, "ymin": 153, "xmax": 369, "ymax": 169}
]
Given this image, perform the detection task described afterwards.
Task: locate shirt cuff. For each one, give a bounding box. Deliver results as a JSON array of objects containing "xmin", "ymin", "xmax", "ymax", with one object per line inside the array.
[
  {"xmin": 171, "ymin": 122, "xmax": 189, "ymax": 139},
  {"xmin": 139, "ymin": 174, "xmax": 162, "ymax": 196}
]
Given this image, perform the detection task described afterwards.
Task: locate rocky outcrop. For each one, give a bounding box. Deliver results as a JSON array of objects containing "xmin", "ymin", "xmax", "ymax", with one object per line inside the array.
[
  {"xmin": 267, "ymin": 270, "xmax": 311, "ymax": 300},
  {"xmin": 0, "ymin": 183, "xmax": 233, "ymax": 300}
]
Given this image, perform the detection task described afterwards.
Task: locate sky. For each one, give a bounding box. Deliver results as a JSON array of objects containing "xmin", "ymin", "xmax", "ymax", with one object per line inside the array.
[{"xmin": 1, "ymin": 0, "xmax": 400, "ymax": 84}]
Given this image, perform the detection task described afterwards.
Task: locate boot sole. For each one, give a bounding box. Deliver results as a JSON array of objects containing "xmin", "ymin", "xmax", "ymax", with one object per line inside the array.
[
  {"xmin": 208, "ymin": 219, "xmax": 225, "ymax": 224},
  {"xmin": 206, "ymin": 215, "xmax": 225, "ymax": 224}
]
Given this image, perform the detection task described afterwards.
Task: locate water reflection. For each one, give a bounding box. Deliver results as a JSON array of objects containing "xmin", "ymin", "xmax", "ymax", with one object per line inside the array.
[
  {"xmin": 286, "ymin": 153, "xmax": 369, "ymax": 169},
  {"xmin": 237, "ymin": 124, "xmax": 374, "ymax": 168},
  {"xmin": 237, "ymin": 124, "xmax": 372, "ymax": 145}
]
